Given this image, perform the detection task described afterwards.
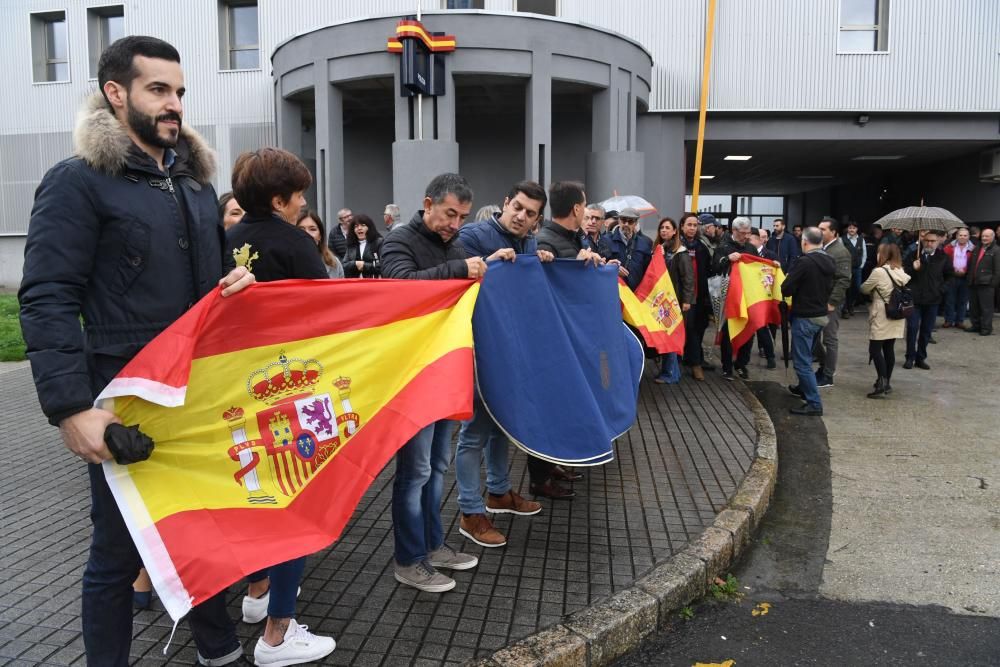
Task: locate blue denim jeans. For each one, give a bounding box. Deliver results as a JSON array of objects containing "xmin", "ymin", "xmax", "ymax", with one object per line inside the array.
[
  {"xmin": 246, "ymin": 557, "xmax": 306, "ymax": 619},
  {"xmin": 905, "ymin": 303, "xmax": 939, "ymax": 362},
  {"xmin": 456, "ymin": 393, "xmax": 512, "ymax": 515},
  {"xmin": 791, "ymin": 317, "xmax": 823, "ymax": 410},
  {"xmin": 943, "ymin": 277, "xmax": 969, "ymax": 325},
  {"xmin": 82, "ymin": 464, "xmax": 241, "ymax": 666},
  {"xmin": 392, "ymin": 419, "xmax": 454, "ymax": 566},
  {"xmin": 657, "ymin": 353, "xmax": 681, "ymax": 383}
]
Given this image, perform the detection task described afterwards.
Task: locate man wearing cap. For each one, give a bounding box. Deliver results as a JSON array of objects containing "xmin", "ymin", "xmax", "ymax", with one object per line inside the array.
[
  {"xmin": 603, "ymin": 209, "xmax": 619, "ymax": 235},
  {"xmin": 606, "ymin": 207, "xmax": 653, "ymax": 290},
  {"xmin": 698, "ymin": 213, "xmax": 719, "ymax": 255}
]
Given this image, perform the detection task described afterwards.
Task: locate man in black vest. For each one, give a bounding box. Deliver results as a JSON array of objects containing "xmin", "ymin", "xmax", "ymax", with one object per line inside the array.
[{"xmin": 842, "ymin": 221, "xmax": 867, "ymax": 318}]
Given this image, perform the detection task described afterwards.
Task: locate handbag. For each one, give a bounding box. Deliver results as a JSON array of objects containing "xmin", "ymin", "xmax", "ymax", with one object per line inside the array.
[{"xmin": 881, "ymin": 267, "xmax": 914, "ymax": 320}]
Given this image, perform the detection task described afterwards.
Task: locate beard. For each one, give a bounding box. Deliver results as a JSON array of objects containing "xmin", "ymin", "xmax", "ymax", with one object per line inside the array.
[{"xmin": 127, "ymin": 100, "xmax": 182, "ymax": 149}]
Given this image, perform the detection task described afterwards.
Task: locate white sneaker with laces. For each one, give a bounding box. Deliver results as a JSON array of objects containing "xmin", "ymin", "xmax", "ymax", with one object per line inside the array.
[
  {"xmin": 253, "ymin": 619, "xmax": 335, "ymax": 667},
  {"xmin": 242, "ymin": 587, "xmax": 301, "ymax": 624}
]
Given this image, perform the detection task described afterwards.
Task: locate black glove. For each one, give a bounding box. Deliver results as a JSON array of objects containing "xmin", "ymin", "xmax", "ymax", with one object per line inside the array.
[{"xmin": 104, "ymin": 423, "xmax": 155, "ymax": 465}]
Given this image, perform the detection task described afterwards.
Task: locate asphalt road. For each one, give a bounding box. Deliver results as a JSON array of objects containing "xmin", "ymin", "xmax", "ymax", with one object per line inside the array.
[{"xmin": 614, "ymin": 381, "xmax": 1000, "ymax": 667}]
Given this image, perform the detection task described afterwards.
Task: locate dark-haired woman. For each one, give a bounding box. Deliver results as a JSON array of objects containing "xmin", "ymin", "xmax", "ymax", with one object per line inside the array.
[
  {"xmin": 224, "ymin": 147, "xmax": 335, "ymax": 666},
  {"xmin": 297, "ymin": 209, "xmax": 344, "ymax": 278},
  {"xmin": 219, "ymin": 191, "xmax": 245, "ymax": 230},
  {"xmin": 343, "ymin": 214, "xmax": 383, "ymax": 278},
  {"xmin": 860, "ymin": 243, "xmax": 910, "ymax": 398},
  {"xmin": 654, "ymin": 217, "xmax": 694, "ymax": 384},
  {"xmin": 679, "ymin": 213, "xmax": 713, "ymax": 380}
]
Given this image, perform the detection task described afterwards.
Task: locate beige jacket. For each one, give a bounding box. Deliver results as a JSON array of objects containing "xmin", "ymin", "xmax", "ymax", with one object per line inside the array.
[{"xmin": 861, "ymin": 265, "xmax": 911, "ymax": 340}]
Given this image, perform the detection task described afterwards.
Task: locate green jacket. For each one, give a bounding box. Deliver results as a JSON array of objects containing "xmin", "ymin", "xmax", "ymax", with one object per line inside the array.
[{"xmin": 824, "ymin": 238, "xmax": 853, "ymax": 307}]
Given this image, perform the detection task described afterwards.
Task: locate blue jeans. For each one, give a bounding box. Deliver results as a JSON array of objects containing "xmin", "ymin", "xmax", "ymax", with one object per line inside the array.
[
  {"xmin": 246, "ymin": 557, "xmax": 305, "ymax": 619},
  {"xmin": 905, "ymin": 303, "xmax": 939, "ymax": 362},
  {"xmin": 657, "ymin": 353, "xmax": 681, "ymax": 383},
  {"xmin": 943, "ymin": 277, "xmax": 969, "ymax": 325},
  {"xmin": 392, "ymin": 419, "xmax": 454, "ymax": 566},
  {"xmin": 791, "ymin": 317, "xmax": 823, "ymax": 410},
  {"xmin": 456, "ymin": 393, "xmax": 512, "ymax": 515},
  {"xmin": 82, "ymin": 465, "xmax": 241, "ymax": 666}
]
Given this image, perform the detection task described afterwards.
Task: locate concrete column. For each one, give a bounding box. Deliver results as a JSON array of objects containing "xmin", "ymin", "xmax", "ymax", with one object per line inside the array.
[
  {"xmin": 276, "ymin": 92, "xmax": 302, "ymax": 157},
  {"xmin": 525, "ymin": 51, "xmax": 552, "ymax": 191},
  {"xmin": 314, "ymin": 65, "xmax": 344, "ymax": 225},
  {"xmin": 638, "ymin": 114, "xmax": 685, "ymax": 215},
  {"xmin": 585, "ymin": 150, "xmax": 645, "ymax": 203},
  {"xmin": 392, "ymin": 140, "xmax": 460, "ymax": 216}
]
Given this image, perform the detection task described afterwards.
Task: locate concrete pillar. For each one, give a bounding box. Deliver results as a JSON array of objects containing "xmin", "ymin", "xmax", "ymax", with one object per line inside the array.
[
  {"xmin": 638, "ymin": 114, "xmax": 685, "ymax": 215},
  {"xmin": 314, "ymin": 68, "xmax": 344, "ymax": 225},
  {"xmin": 585, "ymin": 151, "xmax": 645, "ymax": 203},
  {"xmin": 392, "ymin": 140, "xmax": 460, "ymax": 217},
  {"xmin": 276, "ymin": 92, "xmax": 302, "ymax": 158},
  {"xmin": 525, "ymin": 51, "xmax": 552, "ymax": 192}
]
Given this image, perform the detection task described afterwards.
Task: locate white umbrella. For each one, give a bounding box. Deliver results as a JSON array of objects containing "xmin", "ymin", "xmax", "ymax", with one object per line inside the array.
[{"xmin": 599, "ymin": 195, "xmax": 658, "ymax": 218}]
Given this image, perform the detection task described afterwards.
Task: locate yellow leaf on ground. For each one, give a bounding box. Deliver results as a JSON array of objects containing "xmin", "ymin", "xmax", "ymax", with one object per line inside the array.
[
  {"xmin": 693, "ymin": 661, "xmax": 735, "ymax": 667},
  {"xmin": 751, "ymin": 602, "xmax": 772, "ymax": 617}
]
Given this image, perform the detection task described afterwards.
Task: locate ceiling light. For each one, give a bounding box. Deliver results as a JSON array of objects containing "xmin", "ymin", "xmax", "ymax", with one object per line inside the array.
[
  {"xmin": 724, "ymin": 155, "xmax": 752, "ymax": 161},
  {"xmin": 851, "ymin": 155, "xmax": 904, "ymax": 161},
  {"xmin": 699, "ymin": 175, "xmax": 715, "ymax": 179}
]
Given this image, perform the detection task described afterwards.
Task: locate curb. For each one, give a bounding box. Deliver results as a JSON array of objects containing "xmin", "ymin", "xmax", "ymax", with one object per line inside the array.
[{"xmin": 469, "ymin": 381, "xmax": 778, "ymax": 667}]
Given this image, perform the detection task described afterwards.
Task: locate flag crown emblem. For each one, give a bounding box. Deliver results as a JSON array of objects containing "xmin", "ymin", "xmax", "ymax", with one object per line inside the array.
[
  {"xmin": 246, "ymin": 352, "xmax": 323, "ymax": 404},
  {"xmin": 223, "ymin": 406, "xmax": 245, "ymax": 422}
]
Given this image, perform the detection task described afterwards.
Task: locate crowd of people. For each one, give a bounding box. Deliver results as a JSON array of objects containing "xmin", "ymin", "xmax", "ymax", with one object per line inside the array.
[{"xmin": 17, "ymin": 34, "xmax": 1000, "ymax": 667}]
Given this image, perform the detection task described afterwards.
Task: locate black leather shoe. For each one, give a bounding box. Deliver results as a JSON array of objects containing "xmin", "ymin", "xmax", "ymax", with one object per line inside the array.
[
  {"xmin": 552, "ymin": 465, "xmax": 584, "ymax": 482},
  {"xmin": 736, "ymin": 366, "xmax": 749, "ymax": 380},
  {"xmin": 530, "ymin": 480, "xmax": 576, "ymax": 500},
  {"xmin": 915, "ymin": 360, "xmax": 930, "ymax": 370},
  {"xmin": 902, "ymin": 359, "xmax": 914, "ymax": 369},
  {"xmin": 789, "ymin": 404, "xmax": 823, "ymax": 416},
  {"xmin": 788, "ymin": 384, "xmax": 804, "ymax": 398}
]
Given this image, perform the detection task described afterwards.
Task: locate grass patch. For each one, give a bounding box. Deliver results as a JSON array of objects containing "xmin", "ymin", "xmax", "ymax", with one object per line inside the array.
[{"xmin": 0, "ymin": 295, "xmax": 27, "ymax": 362}]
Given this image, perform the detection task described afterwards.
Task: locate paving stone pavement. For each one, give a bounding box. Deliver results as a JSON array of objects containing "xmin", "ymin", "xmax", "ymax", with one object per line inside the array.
[{"xmin": 0, "ymin": 358, "xmax": 758, "ymax": 666}]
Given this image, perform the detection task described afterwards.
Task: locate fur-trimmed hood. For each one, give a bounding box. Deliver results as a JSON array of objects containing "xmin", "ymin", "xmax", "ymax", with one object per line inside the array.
[{"xmin": 72, "ymin": 92, "xmax": 216, "ymax": 184}]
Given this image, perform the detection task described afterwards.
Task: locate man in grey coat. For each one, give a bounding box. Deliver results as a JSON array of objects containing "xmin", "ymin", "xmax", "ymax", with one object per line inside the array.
[{"xmin": 815, "ymin": 217, "xmax": 852, "ymax": 387}]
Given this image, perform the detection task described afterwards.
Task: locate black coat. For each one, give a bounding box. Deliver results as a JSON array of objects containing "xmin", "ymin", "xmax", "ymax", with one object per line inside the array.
[
  {"xmin": 19, "ymin": 93, "xmax": 223, "ymax": 425},
  {"xmin": 681, "ymin": 235, "xmax": 712, "ymax": 311},
  {"xmin": 781, "ymin": 249, "xmax": 836, "ymax": 318},
  {"xmin": 536, "ymin": 221, "xmax": 584, "ymax": 259},
  {"xmin": 343, "ymin": 238, "xmax": 384, "ymax": 278},
  {"xmin": 381, "ymin": 212, "xmax": 469, "ymax": 279},
  {"xmin": 327, "ymin": 224, "xmax": 348, "ymax": 259},
  {"xmin": 903, "ymin": 246, "xmax": 952, "ymax": 305},
  {"xmin": 968, "ymin": 242, "xmax": 1000, "ymax": 288},
  {"xmin": 713, "ymin": 236, "xmax": 757, "ymax": 276},
  {"xmin": 225, "ymin": 214, "xmax": 328, "ymax": 282}
]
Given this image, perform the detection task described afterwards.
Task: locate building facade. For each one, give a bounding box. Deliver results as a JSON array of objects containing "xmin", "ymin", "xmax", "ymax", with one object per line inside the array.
[{"xmin": 1, "ymin": 0, "xmax": 998, "ymax": 286}]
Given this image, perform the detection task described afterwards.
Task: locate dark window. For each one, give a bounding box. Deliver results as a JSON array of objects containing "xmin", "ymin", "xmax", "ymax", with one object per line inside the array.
[
  {"xmin": 517, "ymin": 0, "xmax": 557, "ymax": 17},
  {"xmin": 220, "ymin": 1, "xmax": 259, "ymax": 70},
  {"xmin": 30, "ymin": 11, "xmax": 69, "ymax": 83},
  {"xmin": 839, "ymin": 0, "xmax": 889, "ymax": 52}
]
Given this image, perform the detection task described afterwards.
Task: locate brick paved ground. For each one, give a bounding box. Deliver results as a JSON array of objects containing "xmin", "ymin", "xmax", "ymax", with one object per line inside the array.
[{"xmin": 0, "ymin": 360, "xmax": 756, "ymax": 666}]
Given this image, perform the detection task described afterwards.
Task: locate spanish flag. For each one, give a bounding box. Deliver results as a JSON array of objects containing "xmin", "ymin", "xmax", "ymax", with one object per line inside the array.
[
  {"xmin": 723, "ymin": 253, "xmax": 787, "ymax": 351},
  {"xmin": 97, "ymin": 278, "xmax": 479, "ymax": 621},
  {"xmin": 619, "ymin": 245, "xmax": 686, "ymax": 354}
]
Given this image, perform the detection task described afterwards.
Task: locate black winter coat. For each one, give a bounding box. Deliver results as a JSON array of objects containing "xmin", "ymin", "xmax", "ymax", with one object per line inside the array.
[
  {"xmin": 225, "ymin": 214, "xmax": 328, "ymax": 282},
  {"xmin": 381, "ymin": 212, "xmax": 469, "ymax": 279},
  {"xmin": 712, "ymin": 236, "xmax": 757, "ymax": 276},
  {"xmin": 967, "ymin": 242, "xmax": 1000, "ymax": 288},
  {"xmin": 343, "ymin": 238, "xmax": 384, "ymax": 278},
  {"xmin": 903, "ymin": 246, "xmax": 952, "ymax": 305},
  {"xmin": 536, "ymin": 221, "xmax": 584, "ymax": 259},
  {"xmin": 19, "ymin": 93, "xmax": 224, "ymax": 425},
  {"xmin": 681, "ymin": 235, "xmax": 712, "ymax": 311},
  {"xmin": 781, "ymin": 250, "xmax": 836, "ymax": 318}
]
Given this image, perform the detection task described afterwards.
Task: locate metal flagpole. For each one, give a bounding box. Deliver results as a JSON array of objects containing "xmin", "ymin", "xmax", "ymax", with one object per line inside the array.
[
  {"xmin": 416, "ymin": 0, "xmax": 423, "ymax": 140},
  {"xmin": 690, "ymin": 0, "xmax": 717, "ymax": 212}
]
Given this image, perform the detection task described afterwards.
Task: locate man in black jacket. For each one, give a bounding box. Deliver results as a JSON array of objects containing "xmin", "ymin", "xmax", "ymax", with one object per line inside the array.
[
  {"xmin": 781, "ymin": 228, "xmax": 835, "ymax": 416},
  {"xmin": 535, "ymin": 181, "xmax": 603, "ymax": 266},
  {"xmin": 967, "ymin": 228, "xmax": 1000, "ymax": 335},
  {"xmin": 713, "ymin": 216, "xmax": 757, "ymax": 380},
  {"xmin": 18, "ymin": 37, "xmax": 254, "ymax": 666},
  {"xmin": 381, "ymin": 173, "xmax": 484, "ymax": 594},
  {"xmin": 903, "ymin": 231, "xmax": 952, "ymax": 368}
]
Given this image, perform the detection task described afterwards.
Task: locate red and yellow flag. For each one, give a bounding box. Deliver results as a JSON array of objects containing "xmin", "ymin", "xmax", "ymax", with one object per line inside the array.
[
  {"xmin": 97, "ymin": 278, "xmax": 479, "ymax": 621},
  {"xmin": 620, "ymin": 245, "xmax": 686, "ymax": 354},
  {"xmin": 724, "ymin": 254, "xmax": 787, "ymax": 351}
]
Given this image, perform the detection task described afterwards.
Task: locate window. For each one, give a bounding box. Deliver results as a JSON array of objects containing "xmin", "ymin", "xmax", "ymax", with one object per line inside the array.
[
  {"xmin": 839, "ymin": 0, "xmax": 889, "ymax": 52},
  {"xmin": 517, "ymin": 0, "xmax": 557, "ymax": 16},
  {"xmin": 445, "ymin": 0, "xmax": 484, "ymax": 8},
  {"xmin": 219, "ymin": 1, "xmax": 259, "ymax": 70},
  {"xmin": 87, "ymin": 5, "xmax": 125, "ymax": 78},
  {"xmin": 30, "ymin": 11, "xmax": 69, "ymax": 83}
]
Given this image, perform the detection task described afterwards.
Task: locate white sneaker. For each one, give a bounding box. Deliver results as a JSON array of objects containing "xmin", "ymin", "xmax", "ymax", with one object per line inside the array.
[
  {"xmin": 242, "ymin": 587, "xmax": 301, "ymax": 624},
  {"xmin": 253, "ymin": 619, "xmax": 335, "ymax": 667}
]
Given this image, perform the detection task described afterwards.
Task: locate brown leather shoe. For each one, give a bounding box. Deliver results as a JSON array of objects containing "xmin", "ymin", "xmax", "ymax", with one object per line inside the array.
[
  {"xmin": 459, "ymin": 513, "xmax": 507, "ymax": 548},
  {"xmin": 529, "ymin": 480, "xmax": 576, "ymax": 500},
  {"xmin": 486, "ymin": 490, "xmax": 542, "ymax": 516},
  {"xmin": 691, "ymin": 365, "xmax": 705, "ymax": 381},
  {"xmin": 552, "ymin": 465, "xmax": 584, "ymax": 482}
]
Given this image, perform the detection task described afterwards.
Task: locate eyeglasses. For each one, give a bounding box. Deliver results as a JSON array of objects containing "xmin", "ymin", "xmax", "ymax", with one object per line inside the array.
[{"xmin": 620, "ymin": 219, "xmax": 638, "ymax": 225}]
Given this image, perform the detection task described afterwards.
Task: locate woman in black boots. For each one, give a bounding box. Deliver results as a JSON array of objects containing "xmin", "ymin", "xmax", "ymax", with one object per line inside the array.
[{"xmin": 860, "ymin": 243, "xmax": 910, "ymax": 398}]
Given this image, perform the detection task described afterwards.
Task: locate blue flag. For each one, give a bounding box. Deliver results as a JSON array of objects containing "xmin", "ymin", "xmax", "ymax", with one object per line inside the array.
[{"xmin": 473, "ymin": 256, "xmax": 644, "ymax": 465}]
